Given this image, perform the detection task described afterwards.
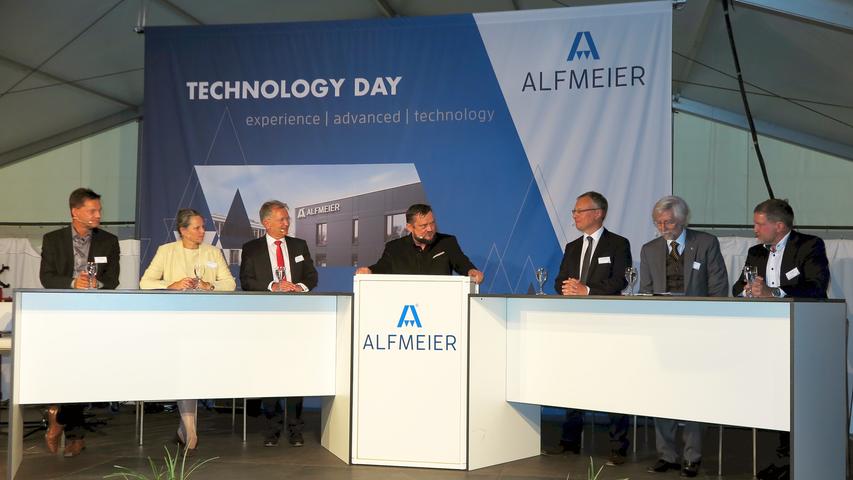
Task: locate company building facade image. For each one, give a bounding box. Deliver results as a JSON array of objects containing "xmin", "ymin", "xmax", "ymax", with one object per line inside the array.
[{"xmin": 293, "ymin": 182, "xmax": 425, "ymax": 268}]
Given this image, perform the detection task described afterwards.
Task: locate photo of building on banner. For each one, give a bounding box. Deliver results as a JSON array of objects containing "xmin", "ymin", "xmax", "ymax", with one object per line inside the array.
[{"xmin": 195, "ymin": 164, "xmax": 425, "ymax": 269}]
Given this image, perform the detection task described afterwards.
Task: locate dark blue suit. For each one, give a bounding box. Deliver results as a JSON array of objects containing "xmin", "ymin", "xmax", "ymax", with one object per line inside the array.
[{"xmin": 554, "ymin": 229, "xmax": 632, "ymax": 454}]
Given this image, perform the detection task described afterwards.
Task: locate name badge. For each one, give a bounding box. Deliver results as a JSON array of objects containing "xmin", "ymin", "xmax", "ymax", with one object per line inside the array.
[
  {"xmin": 94, "ymin": 256, "xmax": 107, "ymax": 264},
  {"xmin": 294, "ymin": 255, "xmax": 304, "ymax": 263},
  {"xmin": 692, "ymin": 261, "xmax": 702, "ymax": 271},
  {"xmin": 433, "ymin": 251, "xmax": 446, "ymax": 259},
  {"xmin": 785, "ymin": 267, "xmax": 800, "ymax": 280},
  {"xmin": 206, "ymin": 261, "xmax": 217, "ymax": 268},
  {"xmin": 598, "ymin": 256, "xmax": 611, "ymax": 264}
]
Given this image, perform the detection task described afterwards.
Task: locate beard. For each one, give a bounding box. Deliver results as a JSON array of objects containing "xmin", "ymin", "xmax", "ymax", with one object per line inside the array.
[{"xmin": 413, "ymin": 233, "xmax": 436, "ymax": 245}]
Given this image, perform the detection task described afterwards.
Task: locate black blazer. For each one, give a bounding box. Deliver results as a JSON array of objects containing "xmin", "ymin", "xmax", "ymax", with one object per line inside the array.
[
  {"xmin": 239, "ymin": 235, "xmax": 318, "ymax": 291},
  {"xmin": 554, "ymin": 228, "xmax": 631, "ymax": 295},
  {"xmin": 368, "ymin": 233, "xmax": 476, "ymax": 276},
  {"xmin": 732, "ymin": 230, "xmax": 830, "ymax": 298},
  {"xmin": 39, "ymin": 226, "xmax": 121, "ymax": 289}
]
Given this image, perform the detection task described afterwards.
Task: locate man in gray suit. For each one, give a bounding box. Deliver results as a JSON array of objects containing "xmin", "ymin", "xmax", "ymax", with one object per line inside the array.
[{"xmin": 639, "ymin": 195, "xmax": 728, "ymax": 478}]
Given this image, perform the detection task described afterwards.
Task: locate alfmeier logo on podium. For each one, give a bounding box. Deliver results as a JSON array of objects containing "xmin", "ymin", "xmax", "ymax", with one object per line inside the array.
[
  {"xmin": 397, "ymin": 304, "xmax": 422, "ymax": 327},
  {"xmin": 361, "ymin": 304, "xmax": 458, "ymax": 351}
]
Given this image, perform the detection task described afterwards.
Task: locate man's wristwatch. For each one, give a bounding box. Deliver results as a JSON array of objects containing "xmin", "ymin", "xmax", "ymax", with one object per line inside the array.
[{"xmin": 770, "ymin": 287, "xmax": 782, "ymax": 298}]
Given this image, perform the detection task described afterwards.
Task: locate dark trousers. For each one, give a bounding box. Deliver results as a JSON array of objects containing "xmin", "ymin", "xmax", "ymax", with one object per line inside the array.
[
  {"xmin": 248, "ymin": 397, "xmax": 304, "ymax": 440},
  {"xmin": 56, "ymin": 404, "xmax": 86, "ymax": 439},
  {"xmin": 561, "ymin": 409, "xmax": 629, "ymax": 454}
]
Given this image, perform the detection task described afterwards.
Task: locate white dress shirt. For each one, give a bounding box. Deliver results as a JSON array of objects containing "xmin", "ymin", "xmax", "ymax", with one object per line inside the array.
[
  {"xmin": 765, "ymin": 231, "xmax": 790, "ymax": 296},
  {"xmin": 577, "ymin": 226, "xmax": 604, "ymax": 294},
  {"xmin": 264, "ymin": 234, "xmax": 308, "ymax": 292}
]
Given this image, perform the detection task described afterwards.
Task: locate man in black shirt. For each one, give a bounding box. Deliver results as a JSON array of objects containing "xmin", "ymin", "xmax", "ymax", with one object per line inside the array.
[{"xmin": 356, "ymin": 204, "xmax": 484, "ymax": 283}]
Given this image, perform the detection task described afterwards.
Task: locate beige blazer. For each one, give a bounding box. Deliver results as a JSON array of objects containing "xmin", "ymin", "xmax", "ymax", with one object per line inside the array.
[{"xmin": 140, "ymin": 240, "xmax": 236, "ymax": 291}]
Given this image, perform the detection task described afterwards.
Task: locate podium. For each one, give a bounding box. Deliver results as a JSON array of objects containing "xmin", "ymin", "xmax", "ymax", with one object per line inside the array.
[
  {"xmin": 352, "ymin": 274, "xmax": 474, "ymax": 469},
  {"xmin": 7, "ymin": 289, "xmax": 352, "ymax": 480}
]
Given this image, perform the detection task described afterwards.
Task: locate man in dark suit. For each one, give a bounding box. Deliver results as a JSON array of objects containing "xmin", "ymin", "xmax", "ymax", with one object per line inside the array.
[
  {"xmin": 640, "ymin": 196, "xmax": 728, "ymax": 478},
  {"xmin": 733, "ymin": 199, "xmax": 829, "ymax": 480},
  {"xmin": 39, "ymin": 187, "xmax": 120, "ymax": 457},
  {"xmin": 240, "ymin": 200, "xmax": 318, "ymax": 447},
  {"xmin": 355, "ymin": 203, "xmax": 484, "ymax": 283},
  {"xmin": 545, "ymin": 191, "xmax": 632, "ymax": 466},
  {"xmin": 733, "ymin": 199, "xmax": 829, "ymax": 299}
]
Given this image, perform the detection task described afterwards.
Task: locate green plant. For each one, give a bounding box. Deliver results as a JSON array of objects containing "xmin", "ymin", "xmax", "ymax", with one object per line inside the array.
[
  {"xmin": 104, "ymin": 446, "xmax": 218, "ymax": 480},
  {"xmin": 566, "ymin": 457, "xmax": 629, "ymax": 480}
]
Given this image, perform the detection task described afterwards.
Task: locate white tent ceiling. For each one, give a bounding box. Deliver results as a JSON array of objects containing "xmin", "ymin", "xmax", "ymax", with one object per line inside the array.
[{"xmin": 0, "ymin": 0, "xmax": 851, "ymax": 166}]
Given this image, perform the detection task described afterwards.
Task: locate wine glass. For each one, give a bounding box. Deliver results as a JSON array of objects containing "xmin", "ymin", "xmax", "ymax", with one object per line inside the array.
[
  {"xmin": 85, "ymin": 261, "xmax": 98, "ymax": 289},
  {"xmin": 743, "ymin": 265, "xmax": 758, "ymax": 298},
  {"xmin": 193, "ymin": 264, "xmax": 206, "ymax": 290},
  {"xmin": 274, "ymin": 266, "xmax": 286, "ymax": 291},
  {"xmin": 623, "ymin": 266, "xmax": 637, "ymax": 296},
  {"xmin": 534, "ymin": 267, "xmax": 547, "ymax": 295}
]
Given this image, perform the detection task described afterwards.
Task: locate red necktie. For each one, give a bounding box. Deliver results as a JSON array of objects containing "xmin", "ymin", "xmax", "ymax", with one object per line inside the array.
[{"xmin": 274, "ymin": 240, "xmax": 285, "ymax": 270}]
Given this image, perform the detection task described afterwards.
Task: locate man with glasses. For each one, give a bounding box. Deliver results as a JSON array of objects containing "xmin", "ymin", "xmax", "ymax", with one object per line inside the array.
[
  {"xmin": 544, "ymin": 191, "xmax": 631, "ymax": 466},
  {"xmin": 639, "ymin": 195, "xmax": 728, "ymax": 478}
]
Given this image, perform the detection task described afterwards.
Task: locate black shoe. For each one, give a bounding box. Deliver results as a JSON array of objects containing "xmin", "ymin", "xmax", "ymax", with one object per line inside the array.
[
  {"xmin": 541, "ymin": 442, "xmax": 580, "ymax": 456},
  {"xmin": 263, "ymin": 436, "xmax": 279, "ymax": 447},
  {"xmin": 606, "ymin": 450, "xmax": 627, "ymax": 466},
  {"xmin": 680, "ymin": 461, "xmax": 701, "ymax": 478},
  {"xmin": 288, "ymin": 432, "xmax": 304, "ymax": 447},
  {"xmin": 647, "ymin": 459, "xmax": 680, "ymax": 473},
  {"xmin": 757, "ymin": 463, "xmax": 789, "ymax": 480}
]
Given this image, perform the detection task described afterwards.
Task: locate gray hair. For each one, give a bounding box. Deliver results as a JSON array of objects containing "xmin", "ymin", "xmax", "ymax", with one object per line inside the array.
[
  {"xmin": 259, "ymin": 200, "xmax": 288, "ymax": 221},
  {"xmin": 175, "ymin": 208, "xmax": 202, "ymax": 230},
  {"xmin": 578, "ymin": 191, "xmax": 608, "ymax": 217},
  {"xmin": 652, "ymin": 195, "xmax": 690, "ymax": 225}
]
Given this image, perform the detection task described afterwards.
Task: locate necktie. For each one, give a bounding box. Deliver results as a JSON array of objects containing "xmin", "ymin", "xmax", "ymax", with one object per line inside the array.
[
  {"xmin": 580, "ymin": 236, "xmax": 593, "ymax": 283},
  {"xmin": 274, "ymin": 240, "xmax": 285, "ymax": 271},
  {"xmin": 669, "ymin": 241, "xmax": 681, "ymax": 262}
]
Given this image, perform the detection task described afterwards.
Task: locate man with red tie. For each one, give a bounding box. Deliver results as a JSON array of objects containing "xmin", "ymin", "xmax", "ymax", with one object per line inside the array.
[{"xmin": 240, "ymin": 200, "xmax": 318, "ymax": 447}]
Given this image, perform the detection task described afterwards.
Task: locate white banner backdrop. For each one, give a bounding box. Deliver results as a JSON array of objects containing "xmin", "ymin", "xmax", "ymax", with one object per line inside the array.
[{"xmin": 475, "ymin": 1, "xmax": 672, "ymax": 256}]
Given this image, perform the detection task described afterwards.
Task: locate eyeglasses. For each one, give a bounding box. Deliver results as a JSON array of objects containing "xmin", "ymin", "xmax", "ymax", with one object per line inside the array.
[
  {"xmin": 654, "ymin": 220, "xmax": 679, "ymax": 228},
  {"xmin": 571, "ymin": 207, "xmax": 601, "ymax": 215}
]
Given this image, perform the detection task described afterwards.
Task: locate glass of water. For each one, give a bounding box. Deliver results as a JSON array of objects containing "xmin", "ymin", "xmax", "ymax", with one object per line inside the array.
[
  {"xmin": 534, "ymin": 267, "xmax": 547, "ymax": 295},
  {"xmin": 623, "ymin": 266, "xmax": 637, "ymax": 295},
  {"xmin": 85, "ymin": 261, "xmax": 98, "ymax": 289},
  {"xmin": 743, "ymin": 265, "xmax": 758, "ymax": 298},
  {"xmin": 193, "ymin": 264, "xmax": 206, "ymax": 290},
  {"xmin": 274, "ymin": 266, "xmax": 286, "ymax": 291}
]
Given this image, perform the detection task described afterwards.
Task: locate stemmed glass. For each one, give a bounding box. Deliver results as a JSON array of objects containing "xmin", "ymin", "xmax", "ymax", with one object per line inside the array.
[
  {"xmin": 85, "ymin": 261, "xmax": 98, "ymax": 289},
  {"xmin": 193, "ymin": 264, "xmax": 206, "ymax": 290},
  {"xmin": 534, "ymin": 267, "xmax": 548, "ymax": 295},
  {"xmin": 623, "ymin": 266, "xmax": 637, "ymax": 296},
  {"xmin": 743, "ymin": 265, "xmax": 758, "ymax": 298},
  {"xmin": 274, "ymin": 266, "xmax": 286, "ymax": 291}
]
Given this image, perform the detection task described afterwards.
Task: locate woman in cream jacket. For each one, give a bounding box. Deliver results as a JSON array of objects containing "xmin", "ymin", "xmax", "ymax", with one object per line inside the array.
[{"xmin": 139, "ymin": 208, "xmax": 236, "ymax": 452}]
